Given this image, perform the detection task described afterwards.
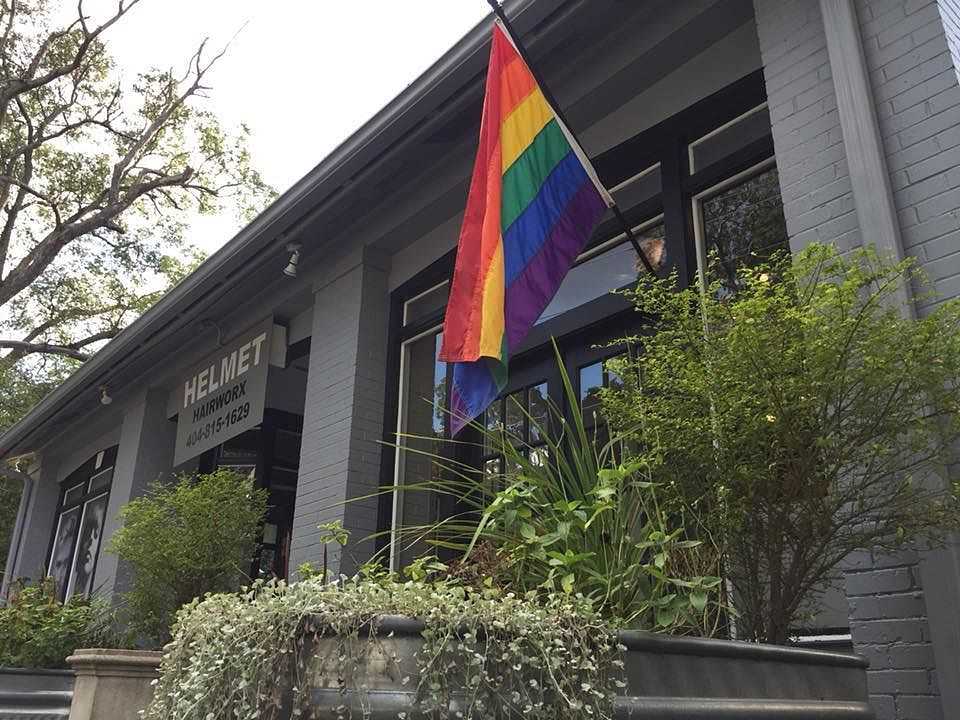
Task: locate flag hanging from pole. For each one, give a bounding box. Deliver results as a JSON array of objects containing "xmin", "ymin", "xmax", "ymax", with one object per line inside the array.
[{"xmin": 439, "ymin": 19, "xmax": 612, "ymax": 435}]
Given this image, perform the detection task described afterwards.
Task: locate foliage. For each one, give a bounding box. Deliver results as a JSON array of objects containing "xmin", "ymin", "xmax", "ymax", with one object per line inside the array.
[
  {"xmin": 0, "ymin": 0, "xmax": 273, "ymax": 424},
  {"xmin": 601, "ymin": 243, "xmax": 960, "ymax": 643},
  {"xmin": 0, "ymin": 471, "xmax": 21, "ymax": 577},
  {"xmin": 144, "ymin": 573, "xmax": 623, "ymax": 720},
  {"xmin": 388, "ymin": 350, "xmax": 725, "ymax": 634},
  {"xmin": 0, "ymin": 577, "xmax": 121, "ymax": 668},
  {"xmin": 107, "ymin": 469, "xmax": 267, "ymax": 645}
]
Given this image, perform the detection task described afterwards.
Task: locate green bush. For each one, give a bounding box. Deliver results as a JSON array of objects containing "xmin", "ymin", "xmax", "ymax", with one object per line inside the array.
[
  {"xmin": 108, "ymin": 469, "xmax": 267, "ymax": 645},
  {"xmin": 601, "ymin": 243, "xmax": 960, "ymax": 643},
  {"xmin": 0, "ymin": 578, "xmax": 117, "ymax": 668}
]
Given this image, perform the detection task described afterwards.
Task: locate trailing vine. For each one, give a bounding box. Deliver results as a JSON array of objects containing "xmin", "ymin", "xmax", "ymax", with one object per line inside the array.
[{"xmin": 143, "ymin": 573, "xmax": 624, "ymax": 720}]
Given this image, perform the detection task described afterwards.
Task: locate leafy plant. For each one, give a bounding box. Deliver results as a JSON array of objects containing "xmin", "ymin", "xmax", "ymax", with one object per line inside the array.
[
  {"xmin": 107, "ymin": 469, "xmax": 267, "ymax": 645},
  {"xmin": 602, "ymin": 243, "xmax": 960, "ymax": 643},
  {"xmin": 0, "ymin": 577, "xmax": 122, "ymax": 668},
  {"xmin": 386, "ymin": 349, "xmax": 725, "ymax": 634},
  {"xmin": 144, "ymin": 573, "xmax": 622, "ymax": 720}
]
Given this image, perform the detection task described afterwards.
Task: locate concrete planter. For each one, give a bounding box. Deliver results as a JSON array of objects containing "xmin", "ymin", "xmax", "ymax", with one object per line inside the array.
[
  {"xmin": 0, "ymin": 667, "xmax": 74, "ymax": 720},
  {"xmin": 293, "ymin": 616, "xmax": 873, "ymax": 719},
  {"xmin": 65, "ymin": 649, "xmax": 161, "ymax": 720}
]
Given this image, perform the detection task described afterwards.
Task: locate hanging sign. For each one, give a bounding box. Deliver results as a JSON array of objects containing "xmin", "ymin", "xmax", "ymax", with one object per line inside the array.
[{"xmin": 173, "ymin": 318, "xmax": 273, "ymax": 466}]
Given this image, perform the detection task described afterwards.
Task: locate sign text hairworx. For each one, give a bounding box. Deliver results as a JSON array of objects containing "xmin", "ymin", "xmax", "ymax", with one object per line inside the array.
[{"xmin": 173, "ymin": 318, "xmax": 273, "ymax": 466}]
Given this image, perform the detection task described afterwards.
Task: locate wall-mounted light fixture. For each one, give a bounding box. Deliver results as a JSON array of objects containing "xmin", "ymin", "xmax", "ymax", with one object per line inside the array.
[
  {"xmin": 99, "ymin": 386, "xmax": 112, "ymax": 406},
  {"xmin": 283, "ymin": 243, "xmax": 302, "ymax": 278}
]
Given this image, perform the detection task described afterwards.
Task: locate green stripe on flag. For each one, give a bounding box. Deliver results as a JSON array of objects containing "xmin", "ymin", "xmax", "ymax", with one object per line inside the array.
[{"xmin": 501, "ymin": 119, "xmax": 572, "ymax": 232}]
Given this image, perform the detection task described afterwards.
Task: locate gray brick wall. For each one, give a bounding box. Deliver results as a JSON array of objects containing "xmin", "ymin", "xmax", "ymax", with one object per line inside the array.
[
  {"xmin": 753, "ymin": 0, "xmax": 861, "ymax": 252},
  {"xmin": 845, "ymin": 548, "xmax": 942, "ymax": 719},
  {"xmin": 859, "ymin": 0, "xmax": 960, "ymax": 316},
  {"xmin": 753, "ymin": 2, "xmax": 958, "ymax": 718},
  {"xmin": 291, "ymin": 248, "xmax": 390, "ymax": 576}
]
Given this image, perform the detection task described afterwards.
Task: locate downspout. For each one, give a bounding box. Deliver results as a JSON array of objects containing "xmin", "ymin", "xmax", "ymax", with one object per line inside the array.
[{"xmin": 0, "ymin": 464, "xmax": 33, "ymax": 601}]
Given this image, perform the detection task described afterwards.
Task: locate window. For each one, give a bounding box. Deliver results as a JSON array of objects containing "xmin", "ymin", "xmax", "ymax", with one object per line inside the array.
[
  {"xmin": 692, "ymin": 161, "xmax": 789, "ymax": 295},
  {"xmin": 380, "ymin": 69, "xmax": 781, "ymax": 583},
  {"xmin": 539, "ymin": 220, "xmax": 664, "ymax": 324},
  {"xmin": 688, "ymin": 103, "xmax": 771, "ymax": 173},
  {"xmin": 47, "ymin": 447, "xmax": 117, "ymax": 601},
  {"xmin": 404, "ymin": 282, "xmax": 449, "ymax": 326},
  {"xmin": 579, "ymin": 355, "xmax": 626, "ymax": 431},
  {"xmin": 482, "ymin": 381, "xmax": 550, "ymax": 475},
  {"xmin": 390, "ymin": 328, "xmax": 448, "ymax": 570}
]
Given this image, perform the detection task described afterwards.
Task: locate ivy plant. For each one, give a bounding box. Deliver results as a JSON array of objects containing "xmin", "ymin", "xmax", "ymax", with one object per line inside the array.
[{"xmin": 144, "ymin": 574, "xmax": 623, "ymax": 720}]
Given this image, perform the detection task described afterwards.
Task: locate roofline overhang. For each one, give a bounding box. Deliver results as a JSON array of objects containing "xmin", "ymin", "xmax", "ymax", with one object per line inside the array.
[{"xmin": 0, "ymin": 0, "xmax": 583, "ymax": 459}]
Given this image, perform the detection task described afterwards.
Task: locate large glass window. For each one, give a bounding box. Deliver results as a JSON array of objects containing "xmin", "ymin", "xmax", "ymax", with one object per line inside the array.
[
  {"xmin": 48, "ymin": 448, "xmax": 116, "ymax": 601},
  {"xmin": 539, "ymin": 221, "xmax": 664, "ymax": 323},
  {"xmin": 391, "ymin": 329, "xmax": 447, "ymax": 570},
  {"xmin": 693, "ymin": 162, "xmax": 789, "ymax": 296}
]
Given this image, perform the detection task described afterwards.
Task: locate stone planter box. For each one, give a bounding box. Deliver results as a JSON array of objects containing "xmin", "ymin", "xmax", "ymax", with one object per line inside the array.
[
  {"xmin": 0, "ymin": 667, "xmax": 74, "ymax": 720},
  {"xmin": 65, "ymin": 649, "xmax": 161, "ymax": 720},
  {"xmin": 293, "ymin": 616, "xmax": 873, "ymax": 719}
]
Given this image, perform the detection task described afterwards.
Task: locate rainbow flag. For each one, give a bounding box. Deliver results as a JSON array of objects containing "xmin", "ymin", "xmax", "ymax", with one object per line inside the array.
[{"xmin": 439, "ymin": 20, "xmax": 612, "ymax": 435}]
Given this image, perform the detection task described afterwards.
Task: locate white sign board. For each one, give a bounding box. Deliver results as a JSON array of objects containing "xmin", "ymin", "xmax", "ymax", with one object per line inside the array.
[{"xmin": 173, "ymin": 318, "xmax": 273, "ymax": 466}]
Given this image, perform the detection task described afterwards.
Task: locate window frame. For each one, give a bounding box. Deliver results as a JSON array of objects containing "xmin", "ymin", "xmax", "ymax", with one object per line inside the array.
[
  {"xmin": 46, "ymin": 446, "xmax": 118, "ymax": 601},
  {"xmin": 376, "ymin": 69, "xmax": 774, "ymax": 559},
  {"xmin": 691, "ymin": 155, "xmax": 780, "ymax": 290}
]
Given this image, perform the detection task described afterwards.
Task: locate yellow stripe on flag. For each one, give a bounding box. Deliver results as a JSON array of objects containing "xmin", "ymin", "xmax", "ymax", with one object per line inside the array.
[
  {"xmin": 500, "ymin": 87, "xmax": 553, "ymax": 173},
  {"xmin": 478, "ymin": 241, "xmax": 506, "ymax": 358}
]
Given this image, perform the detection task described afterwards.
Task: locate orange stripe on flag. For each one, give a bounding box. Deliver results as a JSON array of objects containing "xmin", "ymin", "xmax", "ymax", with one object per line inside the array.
[{"xmin": 500, "ymin": 54, "xmax": 537, "ymax": 117}]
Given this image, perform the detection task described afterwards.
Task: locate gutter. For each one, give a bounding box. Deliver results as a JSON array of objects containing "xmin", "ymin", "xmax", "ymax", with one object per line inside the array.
[{"xmin": 0, "ymin": 0, "xmax": 574, "ymax": 459}]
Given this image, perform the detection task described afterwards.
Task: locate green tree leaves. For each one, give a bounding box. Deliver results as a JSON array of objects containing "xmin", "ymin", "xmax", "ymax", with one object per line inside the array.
[{"xmin": 602, "ymin": 243, "xmax": 960, "ymax": 643}]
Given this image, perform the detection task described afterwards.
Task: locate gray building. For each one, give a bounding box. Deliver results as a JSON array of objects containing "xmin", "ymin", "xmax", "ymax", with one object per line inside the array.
[{"xmin": 2, "ymin": 1, "xmax": 960, "ymax": 717}]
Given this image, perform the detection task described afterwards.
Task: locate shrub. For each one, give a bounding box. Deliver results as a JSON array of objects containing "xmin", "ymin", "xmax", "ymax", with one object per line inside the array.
[
  {"xmin": 601, "ymin": 243, "xmax": 960, "ymax": 643},
  {"xmin": 0, "ymin": 578, "xmax": 118, "ymax": 668},
  {"xmin": 145, "ymin": 574, "xmax": 622, "ymax": 720},
  {"xmin": 108, "ymin": 469, "xmax": 267, "ymax": 645}
]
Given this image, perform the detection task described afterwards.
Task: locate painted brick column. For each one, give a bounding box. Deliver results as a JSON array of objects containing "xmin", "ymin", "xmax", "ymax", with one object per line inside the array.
[
  {"xmin": 92, "ymin": 387, "xmax": 177, "ymax": 598},
  {"xmin": 753, "ymin": 2, "xmax": 951, "ymax": 718},
  {"xmin": 6, "ymin": 455, "xmax": 61, "ymax": 586},
  {"xmin": 291, "ymin": 247, "xmax": 389, "ymax": 577}
]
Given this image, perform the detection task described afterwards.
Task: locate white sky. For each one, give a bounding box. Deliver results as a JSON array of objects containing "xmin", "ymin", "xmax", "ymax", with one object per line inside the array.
[{"xmin": 76, "ymin": 0, "xmax": 490, "ymax": 253}]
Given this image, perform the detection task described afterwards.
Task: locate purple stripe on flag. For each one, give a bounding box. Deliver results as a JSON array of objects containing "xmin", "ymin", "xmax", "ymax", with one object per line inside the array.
[{"xmin": 504, "ymin": 181, "xmax": 606, "ymax": 351}]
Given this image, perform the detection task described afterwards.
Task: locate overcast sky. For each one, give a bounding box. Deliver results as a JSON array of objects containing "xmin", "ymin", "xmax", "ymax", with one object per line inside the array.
[{"xmin": 77, "ymin": 0, "xmax": 490, "ymax": 253}]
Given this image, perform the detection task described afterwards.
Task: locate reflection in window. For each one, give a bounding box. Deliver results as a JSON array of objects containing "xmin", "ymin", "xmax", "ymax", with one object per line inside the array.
[
  {"xmin": 482, "ymin": 382, "xmax": 549, "ymax": 479},
  {"xmin": 48, "ymin": 454, "xmax": 115, "ymax": 601},
  {"xmin": 392, "ymin": 330, "xmax": 447, "ymax": 570},
  {"xmin": 539, "ymin": 223, "xmax": 665, "ymax": 324},
  {"xmin": 697, "ymin": 166, "xmax": 788, "ymax": 297},
  {"xmin": 579, "ymin": 357, "xmax": 625, "ymax": 427}
]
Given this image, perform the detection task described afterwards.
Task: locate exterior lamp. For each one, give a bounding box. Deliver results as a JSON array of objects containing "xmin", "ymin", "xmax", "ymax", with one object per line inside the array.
[
  {"xmin": 283, "ymin": 243, "xmax": 302, "ymax": 278},
  {"xmin": 99, "ymin": 386, "xmax": 112, "ymax": 406}
]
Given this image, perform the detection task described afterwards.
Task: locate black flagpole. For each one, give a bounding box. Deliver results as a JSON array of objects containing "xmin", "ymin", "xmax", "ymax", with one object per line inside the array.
[{"xmin": 484, "ymin": 0, "xmax": 657, "ymax": 277}]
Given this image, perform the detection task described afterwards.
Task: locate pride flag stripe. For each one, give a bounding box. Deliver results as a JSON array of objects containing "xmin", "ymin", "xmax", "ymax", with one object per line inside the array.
[
  {"xmin": 501, "ymin": 120, "xmax": 571, "ymax": 231},
  {"xmin": 440, "ymin": 20, "xmax": 608, "ymax": 435}
]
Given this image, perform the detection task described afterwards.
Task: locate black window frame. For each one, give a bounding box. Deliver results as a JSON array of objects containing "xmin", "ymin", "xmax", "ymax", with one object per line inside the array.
[
  {"xmin": 46, "ymin": 445, "xmax": 118, "ymax": 601},
  {"xmin": 376, "ymin": 69, "xmax": 773, "ymax": 557}
]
